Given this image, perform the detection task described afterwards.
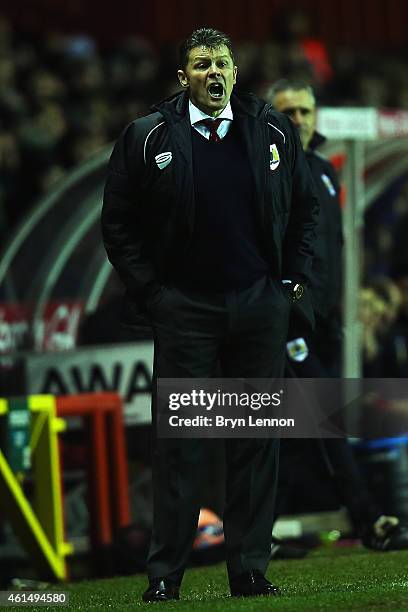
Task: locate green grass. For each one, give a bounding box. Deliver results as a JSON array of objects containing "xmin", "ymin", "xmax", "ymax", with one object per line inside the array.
[{"xmin": 9, "ymin": 546, "xmax": 408, "ymax": 611}]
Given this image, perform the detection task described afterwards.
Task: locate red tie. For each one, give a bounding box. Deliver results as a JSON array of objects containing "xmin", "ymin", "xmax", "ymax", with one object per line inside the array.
[{"xmin": 200, "ymin": 118, "xmax": 223, "ymax": 143}]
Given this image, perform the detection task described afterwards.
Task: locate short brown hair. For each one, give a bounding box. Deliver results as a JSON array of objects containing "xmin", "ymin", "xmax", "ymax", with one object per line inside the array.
[
  {"xmin": 179, "ymin": 27, "xmax": 234, "ymax": 70},
  {"xmin": 267, "ymin": 78, "xmax": 316, "ymax": 105}
]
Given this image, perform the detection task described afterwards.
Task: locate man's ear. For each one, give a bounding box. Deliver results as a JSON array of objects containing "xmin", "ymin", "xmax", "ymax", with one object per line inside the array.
[
  {"xmin": 233, "ymin": 65, "xmax": 237, "ymax": 85},
  {"xmin": 177, "ymin": 70, "xmax": 189, "ymax": 88}
]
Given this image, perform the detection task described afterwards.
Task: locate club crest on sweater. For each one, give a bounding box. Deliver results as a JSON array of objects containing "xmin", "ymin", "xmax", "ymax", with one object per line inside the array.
[
  {"xmin": 270, "ymin": 144, "xmax": 280, "ymax": 170},
  {"xmin": 286, "ymin": 337, "xmax": 309, "ymax": 362}
]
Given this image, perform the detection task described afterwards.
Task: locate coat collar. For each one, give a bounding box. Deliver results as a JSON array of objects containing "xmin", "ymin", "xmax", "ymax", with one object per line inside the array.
[{"xmin": 308, "ymin": 130, "xmax": 326, "ymax": 152}]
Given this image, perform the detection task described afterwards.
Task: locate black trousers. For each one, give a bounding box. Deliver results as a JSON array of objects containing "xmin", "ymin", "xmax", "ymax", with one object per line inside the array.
[{"xmin": 147, "ymin": 275, "xmax": 290, "ymax": 584}]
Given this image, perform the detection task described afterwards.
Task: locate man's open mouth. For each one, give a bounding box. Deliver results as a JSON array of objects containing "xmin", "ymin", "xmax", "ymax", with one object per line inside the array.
[{"xmin": 208, "ymin": 83, "xmax": 224, "ymax": 99}]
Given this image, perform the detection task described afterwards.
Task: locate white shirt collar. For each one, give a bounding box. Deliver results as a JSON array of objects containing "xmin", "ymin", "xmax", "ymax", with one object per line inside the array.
[{"xmin": 189, "ymin": 100, "xmax": 233, "ymax": 125}]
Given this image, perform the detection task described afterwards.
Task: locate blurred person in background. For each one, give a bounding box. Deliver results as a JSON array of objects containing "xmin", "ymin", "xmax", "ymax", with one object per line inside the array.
[
  {"xmin": 268, "ymin": 78, "xmax": 342, "ymax": 377},
  {"xmin": 357, "ymin": 278, "xmax": 408, "ymax": 440},
  {"xmin": 364, "ymin": 177, "xmax": 408, "ymax": 279},
  {"xmin": 359, "ymin": 285, "xmax": 388, "ymax": 373},
  {"xmin": 376, "ymin": 265, "xmax": 408, "ymax": 378},
  {"xmin": 267, "ymin": 79, "xmax": 408, "ymax": 556},
  {"xmin": 360, "ymin": 274, "xmax": 408, "ymax": 378},
  {"xmin": 0, "ymin": 54, "xmax": 26, "ymax": 121},
  {"xmin": 17, "ymin": 99, "xmax": 68, "ymax": 207},
  {"xmin": 367, "ymin": 277, "xmax": 402, "ymax": 343},
  {"xmin": 276, "ymin": 9, "xmax": 333, "ymax": 87},
  {"xmin": 102, "ymin": 27, "xmax": 318, "ymax": 602}
]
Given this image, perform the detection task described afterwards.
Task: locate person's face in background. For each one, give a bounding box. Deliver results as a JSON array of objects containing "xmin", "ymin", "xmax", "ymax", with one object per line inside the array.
[
  {"xmin": 359, "ymin": 288, "xmax": 386, "ymax": 332},
  {"xmin": 272, "ymin": 88, "xmax": 316, "ymax": 149},
  {"xmin": 379, "ymin": 282, "xmax": 402, "ymax": 331},
  {"xmin": 178, "ymin": 45, "xmax": 237, "ymax": 117}
]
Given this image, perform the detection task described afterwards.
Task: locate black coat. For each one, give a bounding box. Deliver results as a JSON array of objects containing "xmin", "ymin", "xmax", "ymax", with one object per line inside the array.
[
  {"xmin": 288, "ymin": 132, "xmax": 343, "ymax": 363},
  {"xmin": 305, "ymin": 132, "xmax": 343, "ymax": 317},
  {"xmin": 102, "ymin": 90, "xmax": 319, "ymax": 322}
]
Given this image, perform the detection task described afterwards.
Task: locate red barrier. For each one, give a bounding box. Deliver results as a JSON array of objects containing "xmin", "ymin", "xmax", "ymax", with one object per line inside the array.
[{"xmin": 56, "ymin": 393, "xmax": 131, "ymax": 553}]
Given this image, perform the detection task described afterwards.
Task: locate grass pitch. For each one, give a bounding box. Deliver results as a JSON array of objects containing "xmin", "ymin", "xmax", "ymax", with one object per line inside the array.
[{"xmin": 16, "ymin": 546, "xmax": 408, "ymax": 611}]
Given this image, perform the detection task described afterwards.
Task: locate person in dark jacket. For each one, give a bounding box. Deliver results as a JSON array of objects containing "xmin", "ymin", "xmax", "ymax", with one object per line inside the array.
[
  {"xmin": 268, "ymin": 79, "xmax": 408, "ymax": 555},
  {"xmin": 269, "ymin": 79, "xmax": 343, "ymax": 363},
  {"xmin": 102, "ymin": 30, "xmax": 319, "ymax": 602}
]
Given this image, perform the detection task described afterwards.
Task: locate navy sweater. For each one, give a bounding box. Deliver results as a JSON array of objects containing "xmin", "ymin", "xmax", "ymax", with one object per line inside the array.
[{"xmin": 173, "ymin": 123, "xmax": 268, "ymax": 291}]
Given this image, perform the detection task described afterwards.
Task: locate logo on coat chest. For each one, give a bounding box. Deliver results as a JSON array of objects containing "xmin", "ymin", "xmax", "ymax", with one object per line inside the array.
[
  {"xmin": 270, "ymin": 144, "xmax": 280, "ymax": 170},
  {"xmin": 155, "ymin": 152, "xmax": 172, "ymax": 170},
  {"xmin": 321, "ymin": 173, "xmax": 336, "ymax": 196}
]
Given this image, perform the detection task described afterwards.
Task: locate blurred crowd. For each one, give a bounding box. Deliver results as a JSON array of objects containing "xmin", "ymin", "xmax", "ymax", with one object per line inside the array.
[
  {"xmin": 361, "ymin": 172, "xmax": 408, "ymax": 378},
  {"xmin": 1, "ymin": 11, "xmax": 408, "ymax": 379},
  {"xmin": 1, "ymin": 10, "xmax": 408, "ymax": 570},
  {"xmin": 1, "ymin": 10, "xmax": 408, "ymax": 234},
  {"xmin": 359, "ymin": 272, "xmax": 408, "ymax": 377}
]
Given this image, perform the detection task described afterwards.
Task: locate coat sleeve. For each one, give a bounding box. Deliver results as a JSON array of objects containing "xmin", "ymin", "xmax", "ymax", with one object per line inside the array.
[
  {"xmin": 281, "ymin": 118, "xmax": 320, "ymax": 285},
  {"xmin": 101, "ymin": 121, "xmax": 160, "ymax": 306}
]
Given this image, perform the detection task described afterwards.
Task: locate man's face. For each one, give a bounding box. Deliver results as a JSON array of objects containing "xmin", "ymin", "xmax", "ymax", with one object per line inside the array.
[
  {"xmin": 272, "ymin": 88, "xmax": 316, "ymax": 150},
  {"xmin": 178, "ymin": 45, "xmax": 237, "ymax": 117}
]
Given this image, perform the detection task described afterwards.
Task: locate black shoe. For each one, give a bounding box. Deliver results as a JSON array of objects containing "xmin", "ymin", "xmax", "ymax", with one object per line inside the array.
[
  {"xmin": 142, "ymin": 579, "xmax": 180, "ymax": 602},
  {"xmin": 363, "ymin": 522, "xmax": 408, "ymax": 551},
  {"xmin": 270, "ymin": 536, "xmax": 309, "ymax": 560},
  {"xmin": 230, "ymin": 569, "xmax": 280, "ymax": 597}
]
